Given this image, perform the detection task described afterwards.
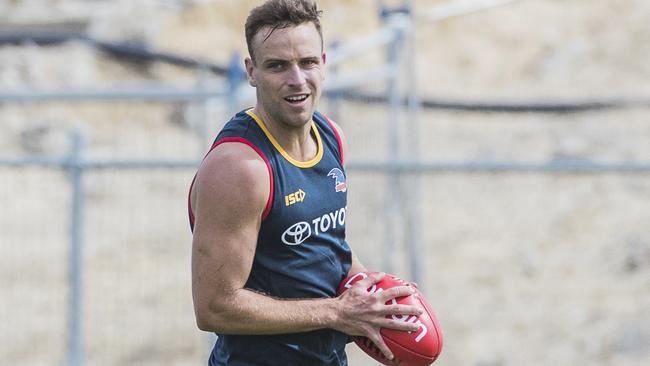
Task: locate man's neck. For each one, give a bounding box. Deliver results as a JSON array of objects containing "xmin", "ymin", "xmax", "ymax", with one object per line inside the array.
[{"xmin": 252, "ymin": 106, "xmax": 318, "ymax": 162}]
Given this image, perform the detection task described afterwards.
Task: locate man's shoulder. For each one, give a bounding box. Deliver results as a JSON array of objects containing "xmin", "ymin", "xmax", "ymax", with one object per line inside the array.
[
  {"xmin": 200, "ymin": 108, "xmax": 269, "ymax": 183},
  {"xmin": 194, "ymin": 140, "xmax": 270, "ymax": 213},
  {"xmin": 200, "ymin": 140, "xmax": 267, "ymax": 178}
]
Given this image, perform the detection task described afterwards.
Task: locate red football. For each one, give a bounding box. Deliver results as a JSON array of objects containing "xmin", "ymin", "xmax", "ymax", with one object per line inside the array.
[{"xmin": 337, "ymin": 272, "xmax": 443, "ymax": 366}]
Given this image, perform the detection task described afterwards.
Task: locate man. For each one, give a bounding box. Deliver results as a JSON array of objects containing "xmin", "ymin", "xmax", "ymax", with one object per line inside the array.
[{"xmin": 188, "ymin": 1, "xmax": 422, "ymax": 364}]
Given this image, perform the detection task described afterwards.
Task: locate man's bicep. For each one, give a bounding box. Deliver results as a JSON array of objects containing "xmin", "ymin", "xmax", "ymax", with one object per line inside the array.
[{"xmin": 191, "ymin": 144, "xmax": 270, "ymax": 303}]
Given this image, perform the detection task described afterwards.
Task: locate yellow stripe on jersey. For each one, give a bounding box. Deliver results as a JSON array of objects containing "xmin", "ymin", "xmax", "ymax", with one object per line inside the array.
[{"xmin": 246, "ymin": 109, "xmax": 323, "ymax": 168}]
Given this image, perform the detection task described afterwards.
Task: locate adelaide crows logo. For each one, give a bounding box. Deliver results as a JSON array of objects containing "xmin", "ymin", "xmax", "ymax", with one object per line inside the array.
[{"xmin": 327, "ymin": 168, "xmax": 347, "ymax": 193}]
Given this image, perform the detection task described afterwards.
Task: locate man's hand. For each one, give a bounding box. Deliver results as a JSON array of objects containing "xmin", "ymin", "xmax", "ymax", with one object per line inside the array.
[{"xmin": 332, "ymin": 272, "xmax": 423, "ymax": 361}]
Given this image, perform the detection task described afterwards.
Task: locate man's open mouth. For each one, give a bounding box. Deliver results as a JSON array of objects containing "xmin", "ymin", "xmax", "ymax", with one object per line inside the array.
[{"xmin": 284, "ymin": 94, "xmax": 309, "ymax": 104}]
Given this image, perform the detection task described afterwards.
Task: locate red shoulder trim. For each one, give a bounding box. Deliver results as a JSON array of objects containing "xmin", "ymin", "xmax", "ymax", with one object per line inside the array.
[
  {"xmin": 321, "ymin": 114, "xmax": 345, "ymax": 166},
  {"xmin": 188, "ymin": 137, "xmax": 274, "ymax": 231}
]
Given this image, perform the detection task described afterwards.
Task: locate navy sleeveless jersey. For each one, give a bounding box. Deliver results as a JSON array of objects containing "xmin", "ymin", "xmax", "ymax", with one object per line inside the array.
[{"xmin": 189, "ymin": 109, "xmax": 352, "ymax": 366}]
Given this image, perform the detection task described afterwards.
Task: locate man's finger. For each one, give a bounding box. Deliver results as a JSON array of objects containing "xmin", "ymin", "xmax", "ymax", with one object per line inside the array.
[
  {"xmin": 352, "ymin": 272, "xmax": 385, "ymax": 290},
  {"xmin": 367, "ymin": 331, "xmax": 394, "ymax": 361},
  {"xmin": 380, "ymin": 318, "xmax": 422, "ymax": 333},
  {"xmin": 378, "ymin": 285, "xmax": 415, "ymax": 302},
  {"xmin": 382, "ymin": 304, "xmax": 423, "ymax": 317}
]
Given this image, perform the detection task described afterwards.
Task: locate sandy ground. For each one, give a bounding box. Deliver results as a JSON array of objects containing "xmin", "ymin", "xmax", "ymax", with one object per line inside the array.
[{"xmin": 1, "ymin": 0, "xmax": 650, "ymax": 365}]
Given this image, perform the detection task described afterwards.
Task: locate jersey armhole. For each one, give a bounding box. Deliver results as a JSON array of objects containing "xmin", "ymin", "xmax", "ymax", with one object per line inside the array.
[
  {"xmin": 188, "ymin": 137, "xmax": 274, "ymax": 231},
  {"xmin": 321, "ymin": 114, "xmax": 345, "ymax": 166}
]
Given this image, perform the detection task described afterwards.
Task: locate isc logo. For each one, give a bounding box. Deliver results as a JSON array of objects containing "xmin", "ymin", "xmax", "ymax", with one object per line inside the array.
[{"xmin": 284, "ymin": 189, "xmax": 306, "ymax": 206}]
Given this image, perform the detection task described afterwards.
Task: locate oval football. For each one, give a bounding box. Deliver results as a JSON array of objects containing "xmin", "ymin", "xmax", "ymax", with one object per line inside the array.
[
  {"xmin": 380, "ymin": 288, "xmax": 443, "ymax": 363},
  {"xmin": 337, "ymin": 272, "xmax": 443, "ymax": 366}
]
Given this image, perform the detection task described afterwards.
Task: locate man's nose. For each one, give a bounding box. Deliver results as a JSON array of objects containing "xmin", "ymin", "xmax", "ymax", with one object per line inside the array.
[{"xmin": 286, "ymin": 64, "xmax": 307, "ymax": 86}]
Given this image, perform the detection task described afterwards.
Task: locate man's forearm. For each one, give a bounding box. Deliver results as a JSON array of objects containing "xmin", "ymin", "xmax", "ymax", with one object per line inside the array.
[
  {"xmin": 195, "ymin": 273, "xmax": 425, "ymax": 362},
  {"xmin": 196, "ymin": 287, "xmax": 340, "ymax": 335}
]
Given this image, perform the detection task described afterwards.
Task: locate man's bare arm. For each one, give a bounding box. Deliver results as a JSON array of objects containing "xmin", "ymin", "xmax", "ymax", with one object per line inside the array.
[{"xmin": 190, "ymin": 142, "xmax": 421, "ymax": 359}]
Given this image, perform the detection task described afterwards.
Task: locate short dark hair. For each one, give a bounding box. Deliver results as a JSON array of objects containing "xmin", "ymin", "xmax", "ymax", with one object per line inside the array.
[{"xmin": 245, "ymin": 0, "xmax": 323, "ymax": 62}]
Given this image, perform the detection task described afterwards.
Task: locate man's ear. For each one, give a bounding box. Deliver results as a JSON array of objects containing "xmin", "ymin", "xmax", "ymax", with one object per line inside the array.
[
  {"xmin": 244, "ymin": 57, "xmax": 257, "ymax": 87},
  {"xmin": 321, "ymin": 52, "xmax": 327, "ymax": 65}
]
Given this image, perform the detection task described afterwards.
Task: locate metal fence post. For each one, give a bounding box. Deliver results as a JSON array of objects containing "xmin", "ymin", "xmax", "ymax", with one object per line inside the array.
[
  {"xmin": 400, "ymin": 3, "xmax": 425, "ymax": 291},
  {"xmin": 66, "ymin": 129, "xmax": 85, "ymax": 366},
  {"xmin": 382, "ymin": 10, "xmax": 406, "ymax": 274},
  {"xmin": 227, "ymin": 52, "xmax": 246, "ymax": 114}
]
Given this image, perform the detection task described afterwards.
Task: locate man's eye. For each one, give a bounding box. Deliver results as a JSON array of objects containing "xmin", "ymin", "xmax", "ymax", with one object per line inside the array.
[
  {"xmin": 268, "ymin": 63, "xmax": 285, "ymax": 70},
  {"xmin": 301, "ymin": 59, "xmax": 317, "ymax": 66}
]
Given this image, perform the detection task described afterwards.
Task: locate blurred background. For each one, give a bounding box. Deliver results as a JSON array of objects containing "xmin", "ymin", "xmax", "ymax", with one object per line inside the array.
[{"xmin": 1, "ymin": 0, "xmax": 650, "ymax": 365}]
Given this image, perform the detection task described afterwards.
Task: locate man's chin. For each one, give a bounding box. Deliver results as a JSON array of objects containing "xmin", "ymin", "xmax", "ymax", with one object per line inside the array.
[{"xmin": 283, "ymin": 109, "xmax": 314, "ymax": 127}]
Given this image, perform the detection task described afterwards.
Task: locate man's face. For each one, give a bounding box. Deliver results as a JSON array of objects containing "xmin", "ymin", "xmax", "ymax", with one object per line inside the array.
[{"xmin": 245, "ymin": 22, "xmax": 325, "ymax": 129}]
